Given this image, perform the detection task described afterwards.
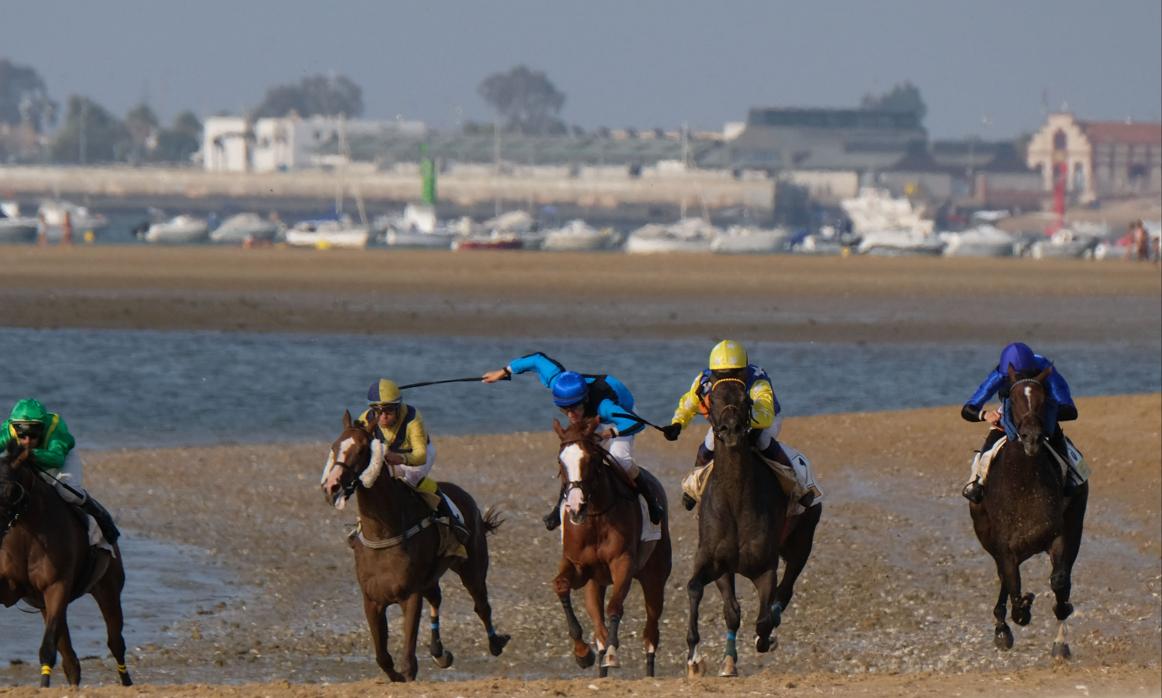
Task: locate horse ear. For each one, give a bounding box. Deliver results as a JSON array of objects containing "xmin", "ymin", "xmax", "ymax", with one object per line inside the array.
[
  {"xmin": 343, "ymin": 410, "xmax": 353, "ymax": 429},
  {"xmin": 552, "ymin": 418, "xmax": 565, "ymax": 438},
  {"xmin": 1035, "ymin": 365, "xmax": 1053, "ymax": 383},
  {"xmin": 1006, "ymin": 364, "xmax": 1019, "ymax": 384}
]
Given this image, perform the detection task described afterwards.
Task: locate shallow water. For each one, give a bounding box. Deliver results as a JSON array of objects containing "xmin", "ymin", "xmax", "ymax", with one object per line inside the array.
[
  {"xmin": 0, "ymin": 531, "xmax": 240, "ymax": 667},
  {"xmin": 0, "ymin": 328, "xmax": 1157, "ymax": 449}
]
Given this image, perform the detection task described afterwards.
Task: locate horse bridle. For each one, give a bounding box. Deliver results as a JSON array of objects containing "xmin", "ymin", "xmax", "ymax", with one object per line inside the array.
[
  {"xmin": 0, "ymin": 479, "xmax": 27, "ymax": 536},
  {"xmin": 330, "ymin": 436, "xmax": 369, "ymax": 500},
  {"xmin": 1008, "ymin": 378, "xmax": 1046, "ymax": 427},
  {"xmin": 707, "ymin": 377, "xmax": 751, "ymax": 440},
  {"xmin": 557, "ymin": 437, "xmax": 631, "ymax": 518}
]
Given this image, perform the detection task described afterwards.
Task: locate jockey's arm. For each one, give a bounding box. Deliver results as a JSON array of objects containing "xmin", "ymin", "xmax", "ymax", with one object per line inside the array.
[
  {"xmin": 1045, "ymin": 368, "xmax": 1078, "ymax": 421},
  {"xmin": 506, "ymin": 352, "xmax": 568, "ymax": 388},
  {"xmin": 28, "ymin": 417, "xmax": 75, "ymax": 471},
  {"xmin": 962, "ymin": 370, "xmax": 1005, "ymax": 422},
  {"xmin": 399, "ymin": 413, "xmax": 428, "ymax": 466},
  {"xmin": 670, "ymin": 374, "xmax": 704, "ymax": 427},
  {"xmin": 596, "ymin": 398, "xmax": 640, "ymax": 437},
  {"xmin": 749, "ymin": 379, "xmax": 778, "ymax": 430}
]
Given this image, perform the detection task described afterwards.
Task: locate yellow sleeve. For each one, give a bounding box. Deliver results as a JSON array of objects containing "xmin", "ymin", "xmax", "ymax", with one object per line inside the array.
[
  {"xmin": 671, "ymin": 374, "xmax": 705, "ymax": 427},
  {"xmin": 402, "ymin": 410, "xmax": 428, "ymax": 466},
  {"xmin": 749, "ymin": 379, "xmax": 776, "ymax": 429}
]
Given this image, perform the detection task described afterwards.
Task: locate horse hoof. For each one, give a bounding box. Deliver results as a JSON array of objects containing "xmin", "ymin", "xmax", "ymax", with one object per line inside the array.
[
  {"xmin": 754, "ymin": 634, "xmax": 776, "ymax": 653},
  {"xmin": 719, "ymin": 655, "xmax": 738, "ymax": 677},
  {"xmin": 601, "ymin": 646, "xmax": 620, "ymax": 668},
  {"xmin": 119, "ymin": 672, "xmax": 133, "ymax": 687},
  {"xmin": 575, "ymin": 648, "xmax": 596, "ymax": 669},
  {"xmin": 40, "ymin": 675, "xmax": 50, "ymax": 689},
  {"xmin": 489, "ymin": 633, "xmax": 511, "ymax": 657},
  {"xmin": 994, "ymin": 626, "xmax": 1014, "ymax": 650},
  {"xmin": 686, "ymin": 658, "xmax": 705, "ymax": 679},
  {"xmin": 598, "ymin": 662, "xmax": 609, "ymax": 678},
  {"xmin": 1052, "ymin": 642, "xmax": 1072, "ymax": 660},
  {"xmin": 432, "ymin": 650, "xmax": 454, "ymax": 668},
  {"xmin": 386, "ymin": 670, "xmax": 406, "ymax": 683}
]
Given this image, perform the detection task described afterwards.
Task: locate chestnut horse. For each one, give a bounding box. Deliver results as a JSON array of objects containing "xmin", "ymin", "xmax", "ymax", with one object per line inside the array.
[
  {"xmin": 321, "ymin": 411, "xmax": 509, "ymax": 681},
  {"xmin": 0, "ymin": 449, "xmax": 131, "ymax": 688},
  {"xmin": 686, "ymin": 375, "xmax": 822, "ymax": 678},
  {"xmin": 552, "ymin": 417, "xmax": 672, "ymax": 677},
  {"xmin": 969, "ymin": 366, "xmax": 1088, "ymax": 658}
]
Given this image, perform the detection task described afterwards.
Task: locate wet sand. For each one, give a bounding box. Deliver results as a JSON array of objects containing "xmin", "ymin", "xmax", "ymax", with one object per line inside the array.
[
  {"xmin": 0, "ymin": 247, "xmax": 1158, "ymax": 695},
  {"xmin": 0, "ymin": 246, "xmax": 1159, "ymax": 344}
]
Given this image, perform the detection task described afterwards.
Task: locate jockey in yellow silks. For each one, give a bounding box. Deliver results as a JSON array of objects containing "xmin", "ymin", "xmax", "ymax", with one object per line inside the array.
[
  {"xmin": 361, "ymin": 379, "xmax": 463, "ymax": 535},
  {"xmin": 661, "ymin": 340, "xmax": 821, "ymax": 511}
]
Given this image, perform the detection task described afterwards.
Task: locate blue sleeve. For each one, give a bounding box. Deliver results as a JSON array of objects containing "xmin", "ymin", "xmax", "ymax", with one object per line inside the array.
[
  {"xmin": 595, "ymin": 375, "xmax": 639, "ymax": 433},
  {"xmin": 508, "ymin": 352, "xmax": 565, "ymax": 388},
  {"xmin": 1046, "ymin": 367, "xmax": 1074, "ymax": 407},
  {"xmin": 965, "ymin": 370, "xmax": 1004, "ymax": 410}
]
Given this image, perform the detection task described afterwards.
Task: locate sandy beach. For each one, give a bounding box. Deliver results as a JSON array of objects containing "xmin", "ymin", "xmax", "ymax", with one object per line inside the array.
[{"xmin": 0, "ymin": 248, "xmax": 1158, "ymax": 696}]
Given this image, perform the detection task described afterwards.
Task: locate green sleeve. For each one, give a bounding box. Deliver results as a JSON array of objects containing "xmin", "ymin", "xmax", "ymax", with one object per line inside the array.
[
  {"xmin": 32, "ymin": 418, "xmax": 75, "ymax": 471},
  {"xmin": 0, "ymin": 420, "xmax": 11, "ymax": 454}
]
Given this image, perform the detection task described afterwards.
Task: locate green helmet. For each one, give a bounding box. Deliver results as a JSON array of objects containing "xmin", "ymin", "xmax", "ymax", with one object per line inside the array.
[{"xmin": 9, "ymin": 398, "xmax": 49, "ymax": 425}]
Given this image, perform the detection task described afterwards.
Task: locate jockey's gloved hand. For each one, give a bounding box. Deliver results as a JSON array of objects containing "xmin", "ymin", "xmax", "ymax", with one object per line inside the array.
[{"xmin": 661, "ymin": 423, "xmax": 682, "ymax": 442}]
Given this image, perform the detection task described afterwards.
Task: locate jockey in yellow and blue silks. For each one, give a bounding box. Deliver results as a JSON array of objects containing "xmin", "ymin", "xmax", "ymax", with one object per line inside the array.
[
  {"xmin": 0, "ymin": 398, "xmax": 120, "ymax": 547},
  {"xmin": 661, "ymin": 339, "xmax": 815, "ymax": 511},
  {"xmin": 361, "ymin": 379, "xmax": 464, "ymax": 534},
  {"xmin": 481, "ymin": 352, "xmax": 663, "ymax": 530},
  {"xmin": 960, "ymin": 342, "xmax": 1079, "ymax": 503}
]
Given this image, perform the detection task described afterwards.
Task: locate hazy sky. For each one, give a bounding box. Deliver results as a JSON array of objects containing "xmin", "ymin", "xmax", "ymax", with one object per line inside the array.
[{"xmin": 7, "ymin": 0, "xmax": 1161, "ymax": 140}]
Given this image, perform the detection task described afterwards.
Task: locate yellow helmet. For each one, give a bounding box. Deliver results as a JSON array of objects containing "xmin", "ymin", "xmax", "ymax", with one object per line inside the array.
[
  {"xmin": 367, "ymin": 378, "xmax": 402, "ymax": 406},
  {"xmin": 708, "ymin": 340, "xmax": 748, "ymax": 370}
]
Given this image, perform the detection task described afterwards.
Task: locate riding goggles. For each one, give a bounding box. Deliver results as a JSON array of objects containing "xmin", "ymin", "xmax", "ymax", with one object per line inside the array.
[{"xmin": 11, "ymin": 422, "xmax": 44, "ymax": 439}]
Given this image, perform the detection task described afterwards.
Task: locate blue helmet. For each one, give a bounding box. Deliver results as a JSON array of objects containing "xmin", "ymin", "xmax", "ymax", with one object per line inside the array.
[
  {"xmin": 999, "ymin": 342, "xmax": 1037, "ymax": 374},
  {"xmin": 551, "ymin": 371, "xmax": 589, "ymax": 408}
]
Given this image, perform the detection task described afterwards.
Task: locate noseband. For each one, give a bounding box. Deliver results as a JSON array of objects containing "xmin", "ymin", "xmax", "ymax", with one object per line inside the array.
[
  {"xmin": 708, "ymin": 377, "xmax": 750, "ymax": 438},
  {"xmin": 558, "ymin": 437, "xmax": 629, "ymax": 517}
]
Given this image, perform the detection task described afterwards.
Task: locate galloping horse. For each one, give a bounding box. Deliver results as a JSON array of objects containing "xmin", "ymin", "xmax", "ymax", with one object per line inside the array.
[
  {"xmin": 321, "ymin": 411, "xmax": 509, "ymax": 682},
  {"xmin": 969, "ymin": 366, "xmax": 1088, "ymax": 658},
  {"xmin": 552, "ymin": 417, "xmax": 671, "ymax": 677},
  {"xmin": 0, "ymin": 449, "xmax": 131, "ymax": 688},
  {"xmin": 686, "ymin": 375, "xmax": 822, "ymax": 678}
]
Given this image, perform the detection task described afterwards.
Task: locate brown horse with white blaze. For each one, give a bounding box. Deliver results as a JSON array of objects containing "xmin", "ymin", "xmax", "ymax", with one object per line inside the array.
[
  {"xmin": 552, "ymin": 417, "xmax": 672, "ymax": 677},
  {"xmin": 969, "ymin": 366, "xmax": 1088, "ymax": 658},
  {"xmin": 0, "ymin": 449, "xmax": 131, "ymax": 688},
  {"xmin": 321, "ymin": 411, "xmax": 509, "ymax": 682}
]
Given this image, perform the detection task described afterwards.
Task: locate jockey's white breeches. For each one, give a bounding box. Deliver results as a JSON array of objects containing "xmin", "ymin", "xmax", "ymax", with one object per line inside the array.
[
  {"xmin": 394, "ymin": 442, "xmax": 436, "ymax": 488},
  {"xmin": 38, "ymin": 450, "xmax": 89, "ymax": 505},
  {"xmin": 602, "ymin": 434, "xmax": 639, "ymax": 479},
  {"xmin": 703, "ymin": 415, "xmax": 783, "ymax": 452}
]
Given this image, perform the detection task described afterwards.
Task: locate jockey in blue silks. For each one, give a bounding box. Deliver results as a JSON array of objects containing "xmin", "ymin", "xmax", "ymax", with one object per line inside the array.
[
  {"xmin": 960, "ymin": 342, "xmax": 1079, "ymax": 503},
  {"xmin": 482, "ymin": 352, "xmax": 663, "ymax": 530}
]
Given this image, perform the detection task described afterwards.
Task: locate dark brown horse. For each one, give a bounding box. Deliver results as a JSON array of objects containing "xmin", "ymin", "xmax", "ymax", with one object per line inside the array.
[
  {"xmin": 969, "ymin": 366, "xmax": 1088, "ymax": 658},
  {"xmin": 320, "ymin": 411, "xmax": 509, "ymax": 681},
  {"xmin": 552, "ymin": 417, "xmax": 671, "ymax": 677},
  {"xmin": 686, "ymin": 375, "xmax": 822, "ymax": 678},
  {"xmin": 0, "ymin": 449, "xmax": 131, "ymax": 688}
]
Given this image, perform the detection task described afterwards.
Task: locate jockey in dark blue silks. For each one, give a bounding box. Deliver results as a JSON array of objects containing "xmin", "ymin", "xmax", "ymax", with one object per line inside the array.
[
  {"xmin": 481, "ymin": 352, "xmax": 663, "ymax": 530},
  {"xmin": 960, "ymin": 342, "xmax": 1079, "ymax": 503}
]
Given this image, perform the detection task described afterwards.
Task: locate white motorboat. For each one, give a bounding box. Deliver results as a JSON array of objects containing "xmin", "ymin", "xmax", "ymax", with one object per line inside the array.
[
  {"xmin": 857, "ymin": 230, "xmax": 944, "ymax": 256},
  {"xmin": 381, "ymin": 204, "xmax": 459, "ymax": 249},
  {"xmin": 1028, "ymin": 229, "xmax": 1099, "ymax": 259},
  {"xmin": 0, "ymin": 202, "xmax": 38, "ymax": 243},
  {"xmin": 144, "ymin": 214, "xmax": 210, "ymax": 243},
  {"xmin": 711, "ymin": 225, "xmax": 793, "ymax": 254},
  {"xmin": 541, "ymin": 220, "xmax": 622, "ymax": 251},
  {"xmin": 841, "ymin": 187, "xmax": 934, "ymax": 238},
  {"xmin": 940, "ymin": 225, "xmax": 1017, "ymax": 257},
  {"xmin": 38, "ymin": 200, "xmax": 108, "ymax": 232},
  {"xmin": 285, "ymin": 218, "xmax": 371, "ymax": 249},
  {"xmin": 210, "ymin": 213, "xmax": 282, "ymax": 243},
  {"xmin": 625, "ymin": 219, "xmax": 717, "ymax": 254},
  {"xmin": 385, "ymin": 227, "xmax": 457, "ymax": 249}
]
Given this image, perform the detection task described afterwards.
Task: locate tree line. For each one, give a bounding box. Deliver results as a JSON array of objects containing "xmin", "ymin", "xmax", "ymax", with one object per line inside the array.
[{"xmin": 1, "ymin": 56, "xmax": 927, "ymax": 166}]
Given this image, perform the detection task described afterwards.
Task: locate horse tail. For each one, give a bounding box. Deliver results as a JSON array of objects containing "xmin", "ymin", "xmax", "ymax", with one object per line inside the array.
[{"xmin": 480, "ymin": 505, "xmax": 505, "ymax": 535}]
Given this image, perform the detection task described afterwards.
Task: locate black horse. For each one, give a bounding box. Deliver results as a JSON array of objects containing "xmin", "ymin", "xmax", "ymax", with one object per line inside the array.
[
  {"xmin": 685, "ymin": 375, "xmax": 822, "ymax": 677},
  {"xmin": 969, "ymin": 366, "xmax": 1088, "ymax": 658}
]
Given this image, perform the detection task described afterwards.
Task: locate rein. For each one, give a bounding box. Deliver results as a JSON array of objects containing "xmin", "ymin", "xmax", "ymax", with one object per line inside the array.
[{"xmin": 0, "ymin": 480, "xmax": 27, "ymax": 535}]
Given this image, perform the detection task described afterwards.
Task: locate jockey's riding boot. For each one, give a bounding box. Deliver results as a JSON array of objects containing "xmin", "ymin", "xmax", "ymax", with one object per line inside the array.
[
  {"xmin": 683, "ymin": 444, "xmax": 715, "ymax": 511},
  {"xmin": 759, "ymin": 439, "xmax": 814, "ymax": 506},
  {"xmin": 435, "ymin": 495, "xmax": 469, "ymax": 545},
  {"xmin": 962, "ymin": 478, "xmax": 984, "ymax": 504},
  {"xmin": 543, "ymin": 483, "xmax": 566, "ymax": 531},
  {"xmin": 681, "ymin": 493, "xmax": 698, "ymax": 511},
  {"xmin": 632, "ymin": 474, "xmax": 664, "ymax": 525},
  {"xmin": 80, "ymin": 497, "xmax": 121, "ymax": 545}
]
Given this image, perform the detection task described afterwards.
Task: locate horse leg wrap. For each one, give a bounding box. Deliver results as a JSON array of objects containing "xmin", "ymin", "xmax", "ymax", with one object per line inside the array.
[{"xmin": 724, "ymin": 630, "xmax": 737, "ymax": 659}]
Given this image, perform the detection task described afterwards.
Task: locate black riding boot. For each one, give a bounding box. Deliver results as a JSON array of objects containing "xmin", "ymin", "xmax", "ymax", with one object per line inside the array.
[
  {"xmin": 760, "ymin": 440, "xmax": 815, "ymax": 508},
  {"xmin": 543, "ymin": 483, "xmax": 566, "ymax": 531},
  {"xmin": 81, "ymin": 497, "xmax": 121, "ymax": 545},
  {"xmin": 634, "ymin": 476, "xmax": 664, "ymax": 525}
]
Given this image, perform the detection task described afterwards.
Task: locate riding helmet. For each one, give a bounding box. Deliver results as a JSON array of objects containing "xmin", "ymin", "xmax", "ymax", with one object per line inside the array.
[
  {"xmin": 709, "ymin": 340, "xmax": 748, "ymax": 370},
  {"xmin": 998, "ymin": 342, "xmax": 1036, "ymax": 374},
  {"xmin": 551, "ymin": 371, "xmax": 589, "ymax": 407},
  {"xmin": 8, "ymin": 398, "xmax": 48, "ymax": 425},
  {"xmin": 367, "ymin": 379, "xmax": 402, "ymax": 406}
]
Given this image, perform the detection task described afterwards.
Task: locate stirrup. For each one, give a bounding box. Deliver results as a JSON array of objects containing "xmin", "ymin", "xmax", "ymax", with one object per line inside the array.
[
  {"xmin": 962, "ymin": 481, "xmax": 984, "ymax": 503},
  {"xmin": 543, "ymin": 507, "xmax": 561, "ymax": 531},
  {"xmin": 681, "ymin": 493, "xmax": 697, "ymax": 511}
]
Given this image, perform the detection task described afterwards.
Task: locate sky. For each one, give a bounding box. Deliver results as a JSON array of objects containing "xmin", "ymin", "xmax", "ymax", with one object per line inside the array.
[{"xmin": 6, "ymin": 0, "xmax": 1161, "ymax": 140}]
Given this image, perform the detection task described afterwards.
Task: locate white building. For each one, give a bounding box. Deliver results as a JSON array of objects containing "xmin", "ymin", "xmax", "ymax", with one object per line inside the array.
[{"xmin": 203, "ymin": 115, "xmax": 427, "ymax": 173}]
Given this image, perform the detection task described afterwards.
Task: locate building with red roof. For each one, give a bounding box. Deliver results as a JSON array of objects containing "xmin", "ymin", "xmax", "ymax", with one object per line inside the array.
[{"xmin": 1027, "ymin": 113, "xmax": 1161, "ymax": 203}]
